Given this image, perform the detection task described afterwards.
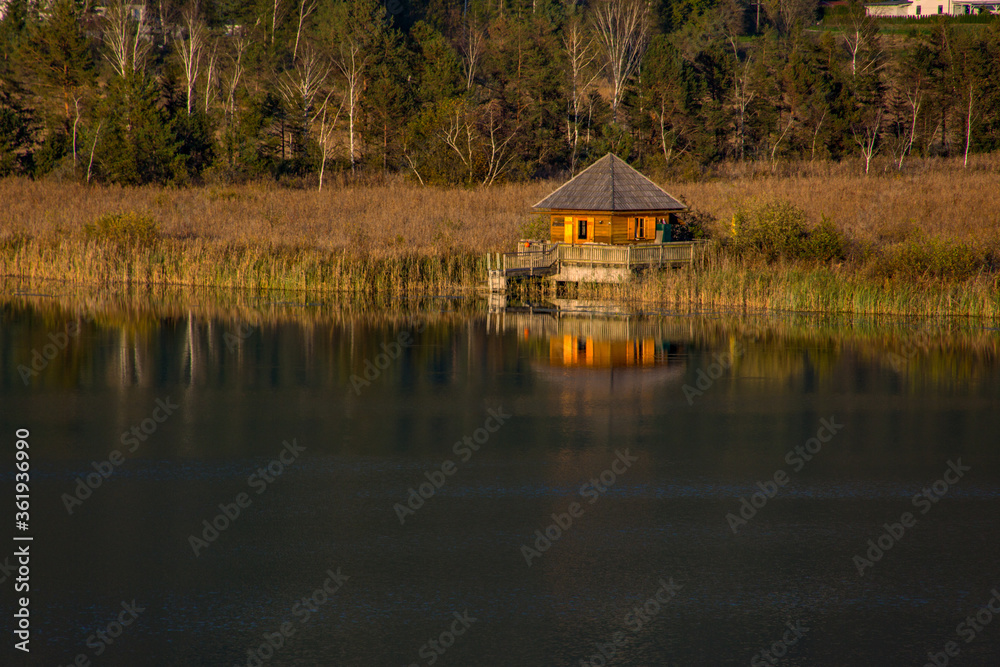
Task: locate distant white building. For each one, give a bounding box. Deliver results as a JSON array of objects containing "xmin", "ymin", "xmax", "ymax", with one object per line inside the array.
[{"xmin": 867, "ymin": 0, "xmax": 1000, "ymax": 16}]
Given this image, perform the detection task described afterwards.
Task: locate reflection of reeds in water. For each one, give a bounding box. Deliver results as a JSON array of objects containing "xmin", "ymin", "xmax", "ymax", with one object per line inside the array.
[
  {"xmin": 4, "ymin": 284, "xmax": 997, "ymax": 393},
  {"xmin": 1, "ymin": 284, "xmax": 487, "ymax": 397},
  {"xmin": 2, "ymin": 281, "xmax": 481, "ymax": 331},
  {"xmin": 692, "ymin": 312, "xmax": 1000, "ymax": 390},
  {"xmin": 497, "ymin": 307, "xmax": 1000, "ymax": 389}
]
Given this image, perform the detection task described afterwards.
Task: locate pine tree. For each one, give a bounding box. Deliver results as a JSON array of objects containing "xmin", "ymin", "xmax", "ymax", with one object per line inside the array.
[
  {"xmin": 24, "ymin": 0, "xmax": 95, "ymax": 122},
  {"xmin": 361, "ymin": 21, "xmax": 414, "ymax": 174},
  {"xmin": 0, "ymin": 73, "xmax": 35, "ymax": 175},
  {"xmin": 97, "ymin": 73, "xmax": 182, "ymax": 185}
]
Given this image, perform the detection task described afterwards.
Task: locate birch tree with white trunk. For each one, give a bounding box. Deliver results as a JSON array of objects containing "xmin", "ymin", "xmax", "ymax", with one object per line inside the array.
[
  {"xmin": 563, "ymin": 15, "xmax": 599, "ymax": 173},
  {"xmin": 203, "ymin": 41, "xmax": 218, "ymax": 115},
  {"xmin": 592, "ymin": 0, "xmax": 649, "ymax": 123},
  {"xmin": 460, "ymin": 21, "xmax": 484, "ymax": 91},
  {"xmin": 852, "ymin": 109, "xmax": 882, "ymax": 175},
  {"xmin": 329, "ymin": 0, "xmax": 382, "ymax": 173},
  {"xmin": 278, "ymin": 44, "xmax": 330, "ymax": 159},
  {"xmin": 178, "ymin": 4, "xmax": 207, "ymax": 115},
  {"xmin": 293, "ymin": 0, "xmax": 318, "ymax": 61},
  {"xmin": 333, "ymin": 37, "xmax": 367, "ymax": 173},
  {"xmin": 103, "ymin": 0, "xmax": 150, "ymax": 78}
]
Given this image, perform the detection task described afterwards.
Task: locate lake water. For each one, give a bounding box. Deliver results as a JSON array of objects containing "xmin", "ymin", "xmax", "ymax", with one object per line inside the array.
[{"xmin": 2, "ymin": 289, "xmax": 1000, "ymax": 666}]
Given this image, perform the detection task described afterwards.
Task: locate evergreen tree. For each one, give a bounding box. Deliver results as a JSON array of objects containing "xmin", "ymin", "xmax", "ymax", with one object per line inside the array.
[
  {"xmin": 96, "ymin": 73, "xmax": 182, "ymax": 185},
  {"xmin": 23, "ymin": 0, "xmax": 95, "ymax": 122},
  {"xmin": 0, "ymin": 73, "xmax": 35, "ymax": 175},
  {"xmin": 361, "ymin": 20, "xmax": 414, "ymax": 174}
]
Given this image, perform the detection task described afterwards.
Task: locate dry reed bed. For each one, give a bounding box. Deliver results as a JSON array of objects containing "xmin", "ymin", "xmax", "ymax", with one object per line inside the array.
[
  {"xmin": 3, "ymin": 159, "xmax": 998, "ymax": 250},
  {"xmin": 566, "ymin": 259, "xmax": 1000, "ymax": 319},
  {"xmin": 0, "ymin": 177, "xmax": 549, "ymax": 256},
  {"xmin": 670, "ymin": 162, "xmax": 1000, "ymax": 244},
  {"xmin": 0, "ymin": 238, "xmax": 485, "ymax": 294},
  {"xmin": 1, "ymin": 158, "xmax": 999, "ymax": 317}
]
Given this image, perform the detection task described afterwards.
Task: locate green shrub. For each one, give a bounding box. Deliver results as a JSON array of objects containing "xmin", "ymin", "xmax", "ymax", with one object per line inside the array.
[
  {"xmin": 868, "ymin": 233, "xmax": 989, "ymax": 280},
  {"xmin": 899, "ymin": 236, "xmax": 982, "ymax": 280},
  {"xmin": 676, "ymin": 207, "xmax": 715, "ymax": 241},
  {"xmin": 801, "ymin": 216, "xmax": 846, "ymax": 261},
  {"xmin": 730, "ymin": 198, "xmax": 809, "ymax": 261},
  {"xmin": 520, "ymin": 214, "xmax": 550, "ymax": 241},
  {"xmin": 84, "ymin": 211, "xmax": 159, "ymax": 249},
  {"xmin": 730, "ymin": 200, "xmax": 848, "ymax": 263}
]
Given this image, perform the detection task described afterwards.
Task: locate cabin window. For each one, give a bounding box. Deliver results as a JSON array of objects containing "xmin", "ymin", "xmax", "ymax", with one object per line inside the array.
[
  {"xmin": 916, "ymin": 5, "xmax": 921, "ymax": 13},
  {"xmin": 938, "ymin": 4, "xmax": 942, "ymax": 12},
  {"xmin": 635, "ymin": 217, "xmax": 646, "ymax": 239},
  {"xmin": 578, "ymin": 219, "xmax": 588, "ymax": 240}
]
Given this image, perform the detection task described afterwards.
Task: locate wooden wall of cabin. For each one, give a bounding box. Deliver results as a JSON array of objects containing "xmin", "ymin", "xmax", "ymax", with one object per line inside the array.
[
  {"xmin": 611, "ymin": 216, "xmax": 629, "ymax": 244},
  {"xmin": 549, "ymin": 214, "xmax": 611, "ymax": 244},
  {"xmin": 549, "ymin": 215, "xmax": 563, "ymax": 243},
  {"xmin": 594, "ymin": 216, "xmax": 611, "ymax": 243},
  {"xmin": 611, "ymin": 214, "xmax": 663, "ymax": 244},
  {"xmin": 550, "ymin": 212, "xmax": 679, "ymax": 244}
]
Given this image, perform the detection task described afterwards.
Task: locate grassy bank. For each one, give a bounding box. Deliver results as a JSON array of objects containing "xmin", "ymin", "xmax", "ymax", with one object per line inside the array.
[
  {"xmin": 1, "ymin": 157, "xmax": 999, "ymax": 317},
  {"xmin": 568, "ymin": 256, "xmax": 1000, "ymax": 319}
]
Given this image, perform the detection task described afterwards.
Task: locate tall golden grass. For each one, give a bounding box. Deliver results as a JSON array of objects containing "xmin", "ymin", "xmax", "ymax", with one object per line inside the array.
[
  {"xmin": 0, "ymin": 177, "xmax": 548, "ymax": 256},
  {"xmin": 1, "ymin": 156, "xmax": 998, "ymax": 316},
  {"xmin": 568, "ymin": 254, "xmax": 1000, "ymax": 319}
]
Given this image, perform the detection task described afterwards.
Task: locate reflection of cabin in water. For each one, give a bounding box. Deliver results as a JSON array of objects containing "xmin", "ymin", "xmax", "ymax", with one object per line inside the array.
[
  {"xmin": 533, "ymin": 153, "xmax": 687, "ymax": 245},
  {"xmin": 489, "ymin": 307, "xmax": 688, "ymax": 404},
  {"xmin": 490, "ymin": 307, "xmax": 686, "ymax": 372},
  {"xmin": 548, "ymin": 322, "xmax": 662, "ymax": 369}
]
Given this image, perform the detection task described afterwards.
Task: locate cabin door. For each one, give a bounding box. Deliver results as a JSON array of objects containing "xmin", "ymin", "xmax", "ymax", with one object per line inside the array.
[{"xmin": 564, "ymin": 218, "xmax": 573, "ymax": 243}]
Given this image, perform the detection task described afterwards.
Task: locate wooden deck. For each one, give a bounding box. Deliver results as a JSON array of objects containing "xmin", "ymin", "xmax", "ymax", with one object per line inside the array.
[{"xmin": 486, "ymin": 241, "xmax": 706, "ymax": 291}]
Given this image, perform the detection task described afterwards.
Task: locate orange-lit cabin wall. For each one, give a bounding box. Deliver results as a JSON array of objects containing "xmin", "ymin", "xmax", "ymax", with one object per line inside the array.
[
  {"xmin": 612, "ymin": 214, "xmax": 657, "ymax": 243},
  {"xmin": 549, "ymin": 213, "xmax": 612, "ymax": 244},
  {"xmin": 550, "ymin": 211, "xmax": 678, "ymax": 244}
]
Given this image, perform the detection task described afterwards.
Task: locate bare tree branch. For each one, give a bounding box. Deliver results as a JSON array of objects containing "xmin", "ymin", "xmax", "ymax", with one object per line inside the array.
[
  {"xmin": 103, "ymin": 0, "xmax": 150, "ymax": 78},
  {"xmin": 178, "ymin": 3, "xmax": 207, "ymax": 115},
  {"xmin": 592, "ymin": 0, "xmax": 649, "ymax": 123},
  {"xmin": 293, "ymin": 0, "xmax": 318, "ymax": 61}
]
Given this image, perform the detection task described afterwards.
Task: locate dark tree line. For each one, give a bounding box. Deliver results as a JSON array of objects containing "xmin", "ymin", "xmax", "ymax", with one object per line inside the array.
[{"xmin": 0, "ymin": 0, "xmax": 998, "ymax": 186}]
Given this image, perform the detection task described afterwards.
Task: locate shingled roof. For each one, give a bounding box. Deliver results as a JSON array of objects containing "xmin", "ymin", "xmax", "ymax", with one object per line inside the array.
[{"xmin": 532, "ymin": 154, "xmax": 686, "ymax": 212}]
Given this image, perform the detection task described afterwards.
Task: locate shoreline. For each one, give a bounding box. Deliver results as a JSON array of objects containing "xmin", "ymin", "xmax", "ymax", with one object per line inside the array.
[
  {"xmin": 1, "ymin": 237, "xmax": 998, "ymax": 319},
  {"xmin": 2, "ymin": 168, "xmax": 998, "ymax": 320}
]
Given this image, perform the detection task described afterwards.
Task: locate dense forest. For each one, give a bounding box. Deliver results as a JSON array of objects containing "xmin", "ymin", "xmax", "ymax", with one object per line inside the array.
[{"xmin": 0, "ymin": 0, "xmax": 998, "ymax": 186}]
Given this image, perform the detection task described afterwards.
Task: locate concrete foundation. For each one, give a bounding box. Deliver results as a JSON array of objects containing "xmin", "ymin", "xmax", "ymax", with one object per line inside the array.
[{"xmin": 552, "ymin": 264, "xmax": 631, "ymax": 284}]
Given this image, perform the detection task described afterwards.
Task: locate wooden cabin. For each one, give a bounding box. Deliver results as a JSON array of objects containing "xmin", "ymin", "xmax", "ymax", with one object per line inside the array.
[{"xmin": 533, "ymin": 154, "xmax": 687, "ymax": 245}]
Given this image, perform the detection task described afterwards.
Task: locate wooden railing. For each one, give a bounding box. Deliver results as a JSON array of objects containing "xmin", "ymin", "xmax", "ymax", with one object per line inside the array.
[
  {"xmin": 626, "ymin": 242, "xmax": 700, "ymax": 266},
  {"xmin": 490, "ymin": 241, "xmax": 706, "ymax": 277},
  {"xmin": 558, "ymin": 244, "xmax": 629, "ymax": 265},
  {"xmin": 499, "ymin": 244, "xmax": 560, "ymax": 274}
]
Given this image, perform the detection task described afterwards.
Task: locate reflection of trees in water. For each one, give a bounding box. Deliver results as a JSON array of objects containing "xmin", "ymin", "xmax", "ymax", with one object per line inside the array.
[{"xmin": 3, "ymin": 288, "xmax": 998, "ymax": 395}]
